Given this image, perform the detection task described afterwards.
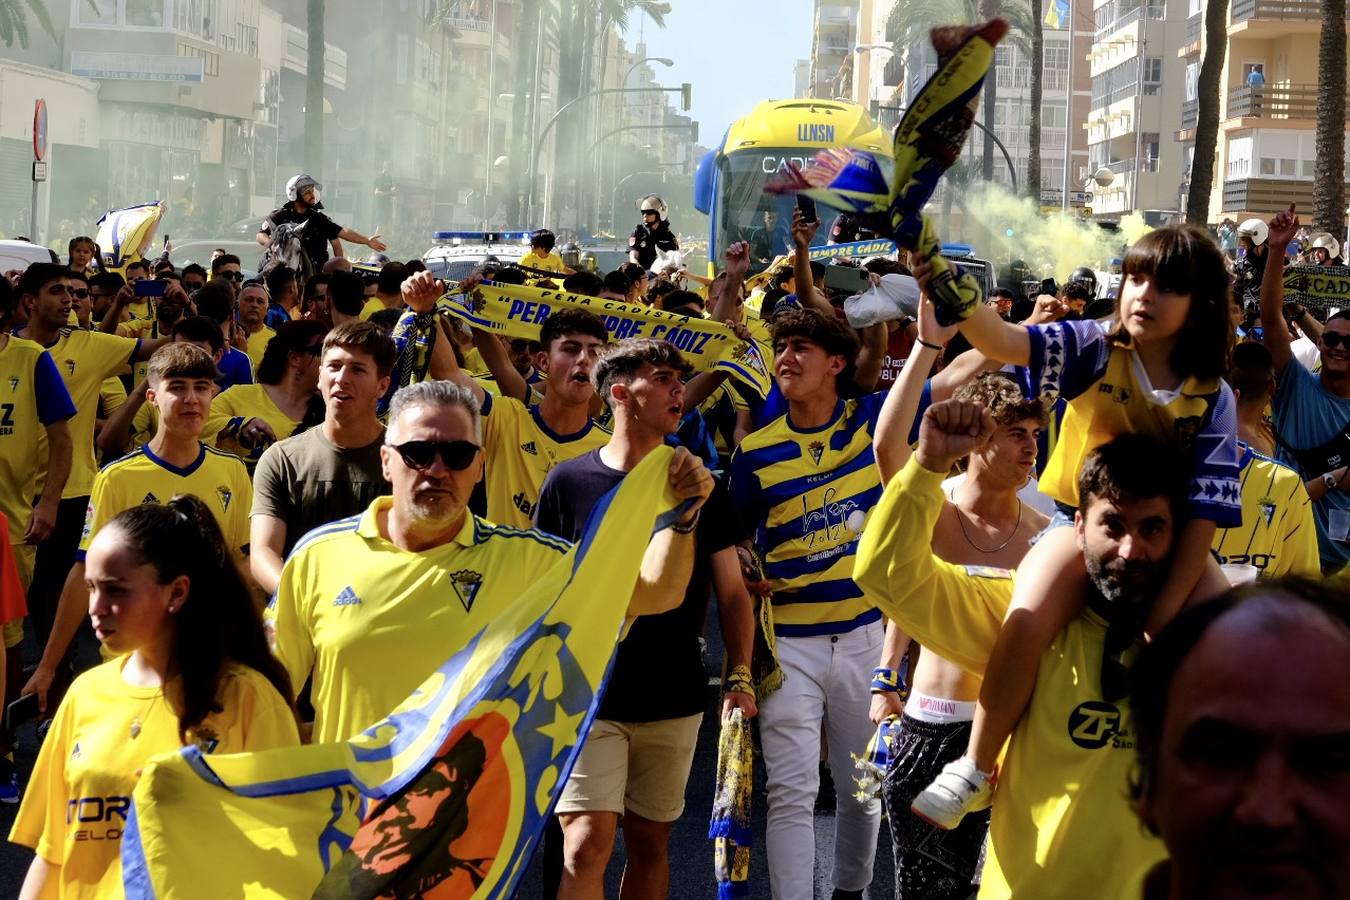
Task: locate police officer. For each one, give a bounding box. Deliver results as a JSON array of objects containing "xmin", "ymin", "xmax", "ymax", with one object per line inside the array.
[
  {"xmin": 629, "ymin": 195, "xmax": 679, "ymax": 270},
  {"xmin": 258, "ymin": 174, "xmax": 387, "ymax": 276}
]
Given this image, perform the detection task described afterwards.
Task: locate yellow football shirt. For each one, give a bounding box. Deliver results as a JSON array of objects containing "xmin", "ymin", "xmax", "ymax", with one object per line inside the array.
[
  {"xmin": 519, "ymin": 250, "xmax": 568, "ymax": 274},
  {"xmin": 854, "ymin": 458, "xmax": 1165, "ymax": 900},
  {"xmin": 205, "ymin": 383, "xmax": 301, "ymax": 470},
  {"xmin": 9, "ymin": 656, "xmax": 298, "ymax": 899},
  {"xmin": 1211, "ymin": 443, "xmax": 1319, "ymax": 578},
  {"xmin": 115, "ymin": 319, "xmax": 165, "ymax": 385},
  {"xmin": 78, "ymin": 443, "xmax": 252, "ymax": 563},
  {"xmin": 727, "ymin": 393, "xmax": 888, "ymax": 636},
  {"xmin": 480, "ymin": 392, "xmax": 609, "ymax": 529},
  {"xmin": 267, "ymin": 496, "xmax": 571, "ymax": 743},
  {"xmin": 0, "ymin": 337, "xmax": 77, "ymax": 588},
  {"xmin": 242, "ymin": 324, "xmax": 275, "ymax": 374},
  {"xmin": 359, "ymin": 297, "xmax": 399, "ymax": 321},
  {"xmin": 37, "ymin": 329, "xmax": 141, "ymax": 499}
]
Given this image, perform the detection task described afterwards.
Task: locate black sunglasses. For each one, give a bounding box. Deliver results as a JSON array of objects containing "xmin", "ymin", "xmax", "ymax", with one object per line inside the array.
[
  {"xmin": 390, "ymin": 439, "xmax": 480, "ymax": 471},
  {"xmin": 219, "ymin": 271, "xmax": 244, "ymax": 281},
  {"xmin": 1323, "ymin": 332, "xmax": 1347, "ymax": 349},
  {"xmin": 71, "ymin": 288, "xmax": 90, "ymax": 299}
]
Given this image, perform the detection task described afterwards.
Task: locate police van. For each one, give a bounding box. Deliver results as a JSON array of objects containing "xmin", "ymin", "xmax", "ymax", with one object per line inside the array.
[{"xmin": 421, "ymin": 231, "xmax": 534, "ymax": 283}]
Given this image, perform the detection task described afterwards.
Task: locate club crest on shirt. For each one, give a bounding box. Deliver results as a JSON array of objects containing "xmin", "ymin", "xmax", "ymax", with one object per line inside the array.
[
  {"xmin": 63, "ymin": 358, "xmax": 76, "ymax": 376},
  {"xmin": 217, "ymin": 486, "xmax": 232, "ymax": 512},
  {"xmin": 450, "ymin": 569, "xmax": 483, "ymax": 612},
  {"xmin": 808, "ymin": 440, "xmax": 825, "ymax": 465},
  {"xmin": 190, "ymin": 726, "xmax": 220, "ymax": 754},
  {"xmin": 1258, "ymin": 496, "xmax": 1276, "ymax": 527},
  {"xmin": 7, "ymin": 376, "xmax": 17, "ymax": 391},
  {"xmin": 70, "ymin": 741, "xmax": 81, "ymax": 760}
]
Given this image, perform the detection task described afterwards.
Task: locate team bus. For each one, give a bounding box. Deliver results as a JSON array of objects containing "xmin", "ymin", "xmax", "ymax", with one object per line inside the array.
[{"xmin": 692, "ymin": 99, "xmax": 893, "ymax": 273}]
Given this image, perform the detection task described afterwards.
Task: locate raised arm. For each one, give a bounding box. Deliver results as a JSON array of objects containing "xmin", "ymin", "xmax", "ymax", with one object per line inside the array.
[
  {"xmin": 338, "ymin": 227, "xmax": 387, "ymax": 254},
  {"xmin": 1259, "ymin": 203, "xmax": 1298, "ymax": 376},
  {"xmin": 913, "ymin": 256, "xmax": 1031, "ymax": 365},
  {"xmin": 627, "ymin": 448, "xmax": 714, "ymax": 618},
  {"xmin": 400, "ymin": 271, "xmax": 485, "ymax": 402},
  {"xmin": 789, "ymin": 210, "xmax": 834, "ymax": 317},
  {"xmin": 873, "ymin": 296, "xmax": 958, "ymax": 485},
  {"xmin": 472, "ymin": 329, "xmax": 529, "ymax": 403}
]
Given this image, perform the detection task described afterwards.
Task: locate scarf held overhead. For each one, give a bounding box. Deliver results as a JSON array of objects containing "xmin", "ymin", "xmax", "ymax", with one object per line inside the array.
[
  {"xmin": 442, "ymin": 282, "xmax": 772, "ymax": 399},
  {"xmin": 121, "ymin": 448, "xmax": 687, "ymax": 900}
]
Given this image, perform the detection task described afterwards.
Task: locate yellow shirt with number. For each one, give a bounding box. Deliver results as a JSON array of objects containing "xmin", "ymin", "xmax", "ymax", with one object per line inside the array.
[
  {"xmin": 266, "ymin": 495, "xmax": 571, "ymax": 743},
  {"xmin": 854, "ymin": 459, "xmax": 1165, "ymax": 900},
  {"xmin": 78, "ymin": 443, "xmax": 252, "ymax": 564},
  {"xmin": 9, "ymin": 656, "xmax": 298, "ymax": 899},
  {"xmin": 37, "ymin": 329, "xmax": 141, "ymax": 499},
  {"xmin": 0, "ymin": 337, "xmax": 76, "ymax": 587},
  {"xmin": 479, "ymin": 392, "xmax": 609, "ymax": 529}
]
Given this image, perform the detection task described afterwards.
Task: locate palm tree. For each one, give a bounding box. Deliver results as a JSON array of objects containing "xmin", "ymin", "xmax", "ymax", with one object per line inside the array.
[
  {"xmin": 304, "ymin": 0, "xmax": 325, "ymax": 177},
  {"xmin": 887, "ymin": 0, "xmax": 1036, "ymax": 187},
  {"xmin": 1313, "ymin": 0, "xmax": 1346, "ymax": 235},
  {"xmin": 1027, "ymin": 0, "xmax": 1043, "ymax": 201},
  {"xmin": 0, "ymin": 0, "xmax": 55, "ymax": 47},
  {"xmin": 1184, "ymin": 0, "xmax": 1227, "ymax": 225}
]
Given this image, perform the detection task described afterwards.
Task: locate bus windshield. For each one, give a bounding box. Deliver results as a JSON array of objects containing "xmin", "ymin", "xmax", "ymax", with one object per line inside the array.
[{"xmin": 712, "ymin": 148, "xmax": 895, "ymax": 273}]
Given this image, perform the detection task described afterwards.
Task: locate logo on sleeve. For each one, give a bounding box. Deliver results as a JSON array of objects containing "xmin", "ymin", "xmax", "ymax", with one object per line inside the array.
[
  {"xmin": 450, "ymin": 569, "xmax": 483, "ymax": 612},
  {"xmin": 333, "ymin": 586, "xmax": 362, "ymax": 607}
]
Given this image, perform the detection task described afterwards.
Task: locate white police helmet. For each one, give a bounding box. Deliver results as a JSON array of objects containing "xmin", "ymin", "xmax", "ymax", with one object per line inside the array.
[
  {"xmin": 1236, "ymin": 218, "xmax": 1268, "ymax": 246},
  {"xmin": 286, "ymin": 173, "xmax": 323, "ymax": 204},
  {"xmin": 638, "ymin": 194, "xmax": 668, "ymax": 222}
]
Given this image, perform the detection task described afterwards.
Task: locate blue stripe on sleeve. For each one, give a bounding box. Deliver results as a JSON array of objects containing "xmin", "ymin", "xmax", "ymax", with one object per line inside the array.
[{"xmin": 33, "ymin": 350, "xmax": 76, "ymax": 424}]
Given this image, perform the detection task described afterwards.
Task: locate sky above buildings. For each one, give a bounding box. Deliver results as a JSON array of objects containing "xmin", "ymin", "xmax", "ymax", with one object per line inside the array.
[{"xmin": 634, "ymin": 0, "xmax": 816, "ymax": 146}]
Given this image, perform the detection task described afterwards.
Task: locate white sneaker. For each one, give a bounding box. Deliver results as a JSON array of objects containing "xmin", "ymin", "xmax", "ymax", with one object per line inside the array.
[{"xmin": 910, "ymin": 757, "xmax": 994, "ymax": 830}]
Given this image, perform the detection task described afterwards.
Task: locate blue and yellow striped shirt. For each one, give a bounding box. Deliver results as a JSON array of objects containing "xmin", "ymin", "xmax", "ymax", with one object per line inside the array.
[{"xmin": 728, "ymin": 393, "xmax": 886, "ymax": 637}]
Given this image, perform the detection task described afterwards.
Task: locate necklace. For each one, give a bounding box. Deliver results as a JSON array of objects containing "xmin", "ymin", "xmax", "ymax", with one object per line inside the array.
[
  {"xmin": 953, "ymin": 486, "xmax": 1024, "ymax": 554},
  {"xmin": 130, "ymin": 690, "xmax": 164, "ymax": 739}
]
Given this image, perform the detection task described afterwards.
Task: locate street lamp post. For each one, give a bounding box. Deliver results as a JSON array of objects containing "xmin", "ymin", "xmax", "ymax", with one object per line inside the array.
[
  {"xmin": 528, "ymin": 84, "xmax": 691, "ymax": 225},
  {"xmin": 602, "ymin": 57, "xmax": 674, "ymax": 230}
]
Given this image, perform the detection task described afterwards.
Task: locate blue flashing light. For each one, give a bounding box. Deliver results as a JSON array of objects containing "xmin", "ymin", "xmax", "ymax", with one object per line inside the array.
[
  {"xmin": 432, "ymin": 230, "xmax": 533, "ymax": 243},
  {"xmin": 940, "ymin": 243, "xmax": 976, "ymax": 258}
]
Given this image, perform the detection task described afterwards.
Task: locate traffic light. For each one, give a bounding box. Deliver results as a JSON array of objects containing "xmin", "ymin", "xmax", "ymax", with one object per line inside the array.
[
  {"xmin": 681, "ymin": 82, "xmax": 692, "ymax": 111},
  {"xmin": 1005, "ymin": 228, "xmax": 1015, "ymax": 237}
]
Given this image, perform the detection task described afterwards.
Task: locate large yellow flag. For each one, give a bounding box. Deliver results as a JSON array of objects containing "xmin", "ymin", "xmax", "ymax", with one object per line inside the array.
[
  {"xmin": 94, "ymin": 201, "xmax": 165, "ymax": 273},
  {"xmin": 121, "ymin": 448, "xmax": 685, "ymax": 899}
]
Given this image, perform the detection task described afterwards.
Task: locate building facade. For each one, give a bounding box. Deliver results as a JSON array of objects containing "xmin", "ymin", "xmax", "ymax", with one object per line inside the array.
[{"xmin": 1178, "ymin": 0, "xmax": 1350, "ymax": 221}]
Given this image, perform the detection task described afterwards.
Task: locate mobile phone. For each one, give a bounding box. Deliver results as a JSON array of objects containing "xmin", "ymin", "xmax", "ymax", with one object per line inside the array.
[
  {"xmin": 135, "ymin": 279, "xmax": 168, "ymax": 298},
  {"xmin": 163, "ymin": 234, "xmax": 170, "ymax": 247},
  {"xmin": 1040, "ymin": 278, "xmax": 1058, "ymax": 297},
  {"xmin": 5, "ymin": 693, "xmax": 39, "ymax": 731},
  {"xmin": 796, "ymin": 193, "xmax": 818, "ymax": 225},
  {"xmin": 823, "ymin": 264, "xmax": 871, "ymax": 294}
]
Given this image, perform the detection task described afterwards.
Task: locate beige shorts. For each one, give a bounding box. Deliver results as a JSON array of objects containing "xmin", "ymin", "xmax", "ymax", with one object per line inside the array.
[{"xmin": 556, "ymin": 713, "xmax": 702, "ymax": 822}]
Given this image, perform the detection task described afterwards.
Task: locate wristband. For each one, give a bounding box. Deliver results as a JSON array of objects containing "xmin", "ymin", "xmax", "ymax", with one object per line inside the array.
[
  {"xmin": 916, "ymin": 338, "xmax": 942, "ymax": 351},
  {"xmin": 672, "ymin": 510, "xmax": 701, "ymax": 534},
  {"xmin": 870, "ymin": 667, "xmax": 901, "ymax": 694},
  {"xmin": 724, "ymin": 664, "xmax": 755, "ymax": 699}
]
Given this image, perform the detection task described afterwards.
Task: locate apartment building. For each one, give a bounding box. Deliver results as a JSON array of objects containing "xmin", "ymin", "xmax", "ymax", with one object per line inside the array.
[
  {"xmin": 1085, "ymin": 0, "xmax": 1188, "ymax": 222},
  {"xmin": 1178, "ymin": 0, "xmax": 1350, "ymax": 221}
]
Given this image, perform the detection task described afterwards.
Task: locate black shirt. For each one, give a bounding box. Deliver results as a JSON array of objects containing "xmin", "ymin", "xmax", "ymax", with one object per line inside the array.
[
  {"xmin": 628, "ymin": 222, "xmax": 679, "ymax": 270},
  {"xmin": 534, "ymin": 449, "xmax": 734, "ymax": 722},
  {"xmin": 261, "ymin": 202, "xmax": 344, "ymax": 272}
]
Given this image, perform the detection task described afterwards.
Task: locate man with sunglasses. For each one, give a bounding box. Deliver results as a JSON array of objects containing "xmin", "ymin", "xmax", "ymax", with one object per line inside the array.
[
  {"xmin": 267, "ymin": 379, "xmax": 710, "ymax": 746},
  {"xmin": 1259, "ymin": 205, "xmax": 1350, "ymax": 575},
  {"xmin": 854, "ymin": 404, "xmax": 1192, "ymax": 900},
  {"xmin": 15, "ymin": 264, "xmax": 172, "ymax": 711},
  {"xmin": 211, "ymin": 254, "xmax": 245, "ymax": 299}
]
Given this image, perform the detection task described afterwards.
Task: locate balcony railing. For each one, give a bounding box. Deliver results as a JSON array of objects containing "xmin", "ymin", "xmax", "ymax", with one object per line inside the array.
[
  {"xmin": 1221, "ymin": 177, "xmax": 1348, "ymax": 214},
  {"xmin": 1228, "ymin": 83, "xmax": 1328, "ymax": 120},
  {"xmin": 1106, "ymin": 157, "xmax": 1161, "ymax": 176},
  {"xmin": 1181, "ymin": 98, "xmax": 1198, "ymax": 129},
  {"xmin": 1231, "ymin": 0, "xmax": 1346, "ymax": 23},
  {"xmin": 1185, "ymin": 13, "xmax": 1202, "ymax": 44}
]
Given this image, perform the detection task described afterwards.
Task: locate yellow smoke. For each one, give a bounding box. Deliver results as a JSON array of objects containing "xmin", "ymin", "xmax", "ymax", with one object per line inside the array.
[{"xmin": 952, "ymin": 183, "xmax": 1154, "ymax": 280}]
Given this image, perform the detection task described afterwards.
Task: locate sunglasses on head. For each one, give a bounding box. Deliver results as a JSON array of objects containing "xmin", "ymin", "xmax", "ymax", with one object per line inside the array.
[
  {"xmin": 1323, "ymin": 332, "xmax": 1347, "ymax": 349},
  {"xmin": 390, "ymin": 439, "xmax": 479, "ymax": 471}
]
